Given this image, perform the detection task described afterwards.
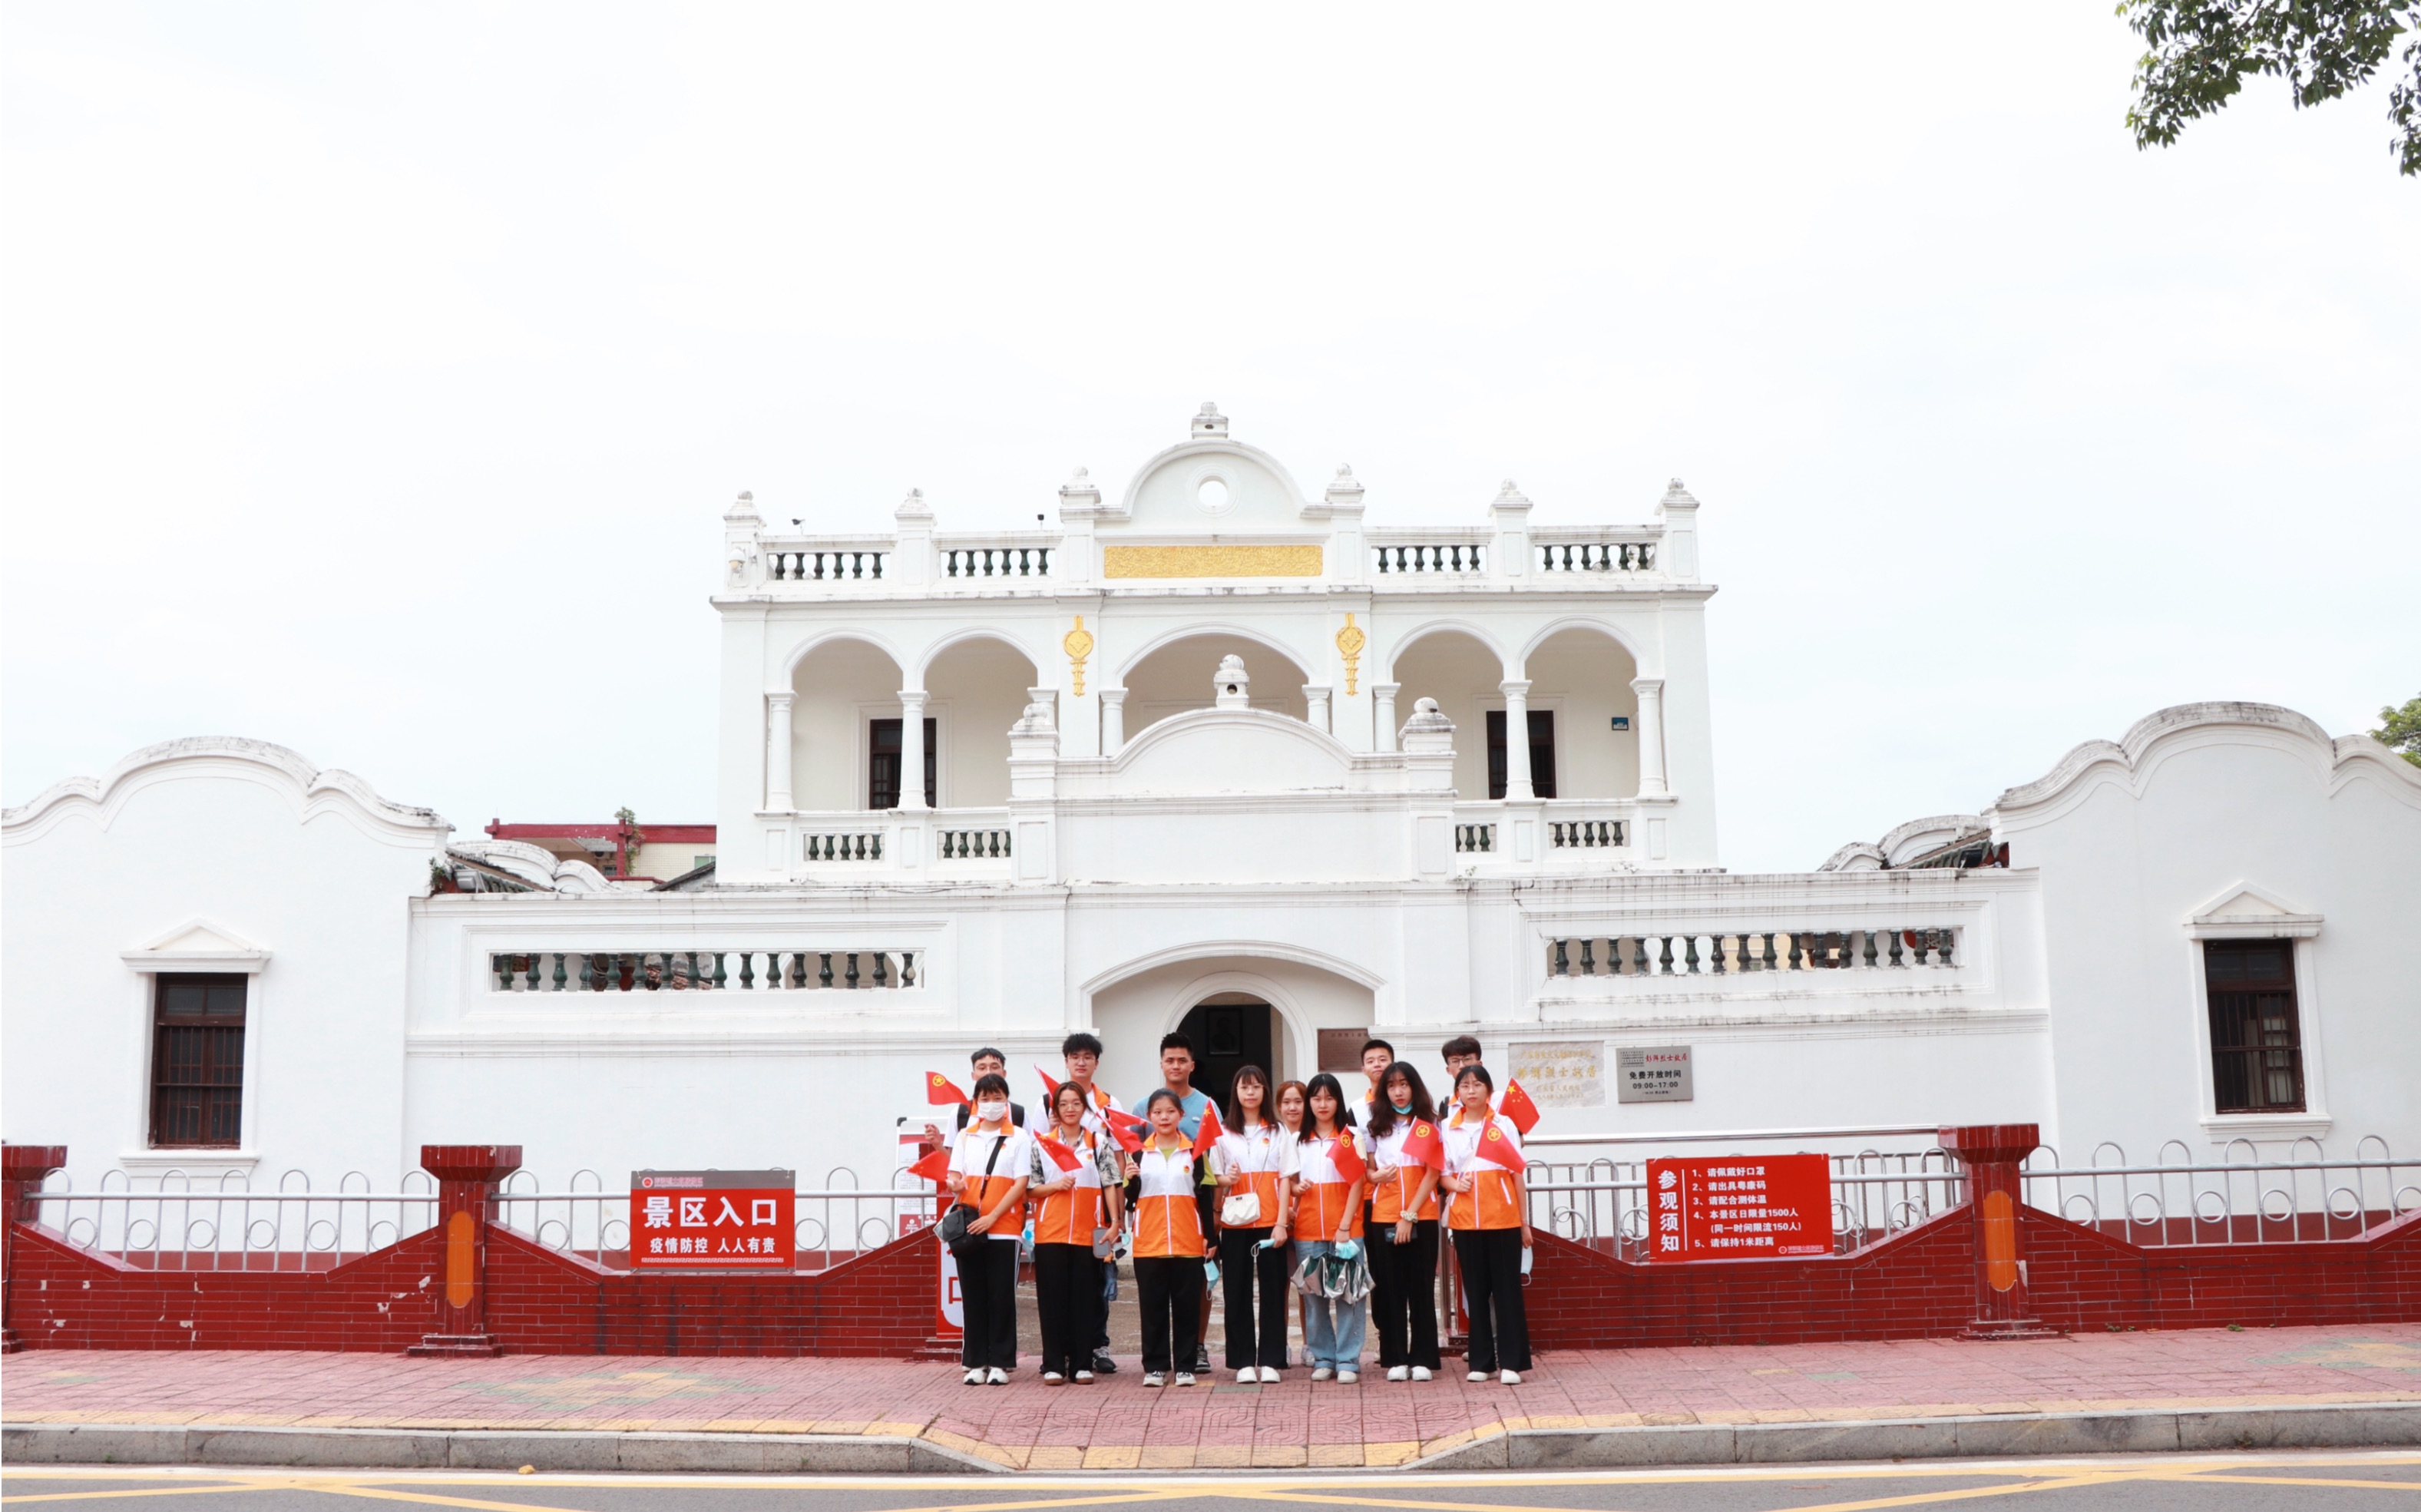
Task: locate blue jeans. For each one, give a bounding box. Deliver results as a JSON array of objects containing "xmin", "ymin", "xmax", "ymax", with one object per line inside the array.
[{"xmin": 1298, "ymin": 1240, "xmax": 1367, "ymax": 1371}]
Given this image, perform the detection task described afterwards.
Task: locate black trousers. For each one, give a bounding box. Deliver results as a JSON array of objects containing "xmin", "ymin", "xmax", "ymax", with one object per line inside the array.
[
  {"xmin": 957, "ymin": 1239, "xmax": 1020, "ymax": 1370},
  {"xmin": 1033, "ymin": 1242, "xmax": 1101, "ymax": 1378},
  {"xmin": 1133, "ymin": 1254, "xmax": 1203, "ymax": 1375},
  {"xmin": 1217, "ymin": 1227, "xmax": 1291, "ymax": 1370},
  {"xmin": 1452, "ymin": 1226, "xmax": 1532, "ymax": 1373},
  {"xmin": 1371, "ymin": 1218, "xmax": 1440, "ymax": 1370}
]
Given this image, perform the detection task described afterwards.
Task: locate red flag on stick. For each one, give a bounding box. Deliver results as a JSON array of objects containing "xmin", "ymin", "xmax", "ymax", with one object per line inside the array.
[
  {"xmin": 1101, "ymin": 1106, "xmax": 1146, "ymax": 1154},
  {"xmin": 925, "ymin": 1071, "xmax": 971, "ymax": 1107},
  {"xmin": 1327, "ymin": 1128, "xmax": 1368, "ymax": 1184},
  {"xmin": 1191, "ymin": 1100, "xmax": 1225, "ymax": 1160},
  {"xmin": 1477, "ymin": 1122, "xmax": 1528, "ymax": 1173},
  {"xmin": 904, "ymin": 1146, "xmax": 952, "ymax": 1185},
  {"xmin": 1398, "ymin": 1119, "xmax": 1446, "ymax": 1172},
  {"xmin": 1500, "ymin": 1079, "xmax": 1542, "ymax": 1136},
  {"xmin": 1036, "ymin": 1065, "xmax": 1062, "ymax": 1100},
  {"xmin": 1038, "ymin": 1134, "xmax": 1086, "ymax": 1173}
]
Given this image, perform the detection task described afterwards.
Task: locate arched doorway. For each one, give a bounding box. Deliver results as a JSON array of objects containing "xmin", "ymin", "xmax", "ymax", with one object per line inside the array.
[{"xmin": 1175, "ymin": 993, "xmax": 1276, "ymax": 1111}]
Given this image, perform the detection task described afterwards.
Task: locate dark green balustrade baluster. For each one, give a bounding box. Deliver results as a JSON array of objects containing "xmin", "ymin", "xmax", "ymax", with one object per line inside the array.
[
  {"xmin": 901, "ymin": 951, "xmax": 916, "ymax": 986},
  {"xmin": 1659, "ymin": 936, "xmax": 1675, "ymax": 975},
  {"xmin": 873, "ymin": 952, "xmax": 888, "ymax": 987},
  {"xmin": 819, "ymin": 952, "xmax": 833, "ymax": 988},
  {"xmin": 1553, "ymin": 939, "xmax": 1569, "ymax": 976},
  {"xmin": 553, "ymin": 953, "xmax": 567, "ymax": 991},
  {"xmin": 846, "ymin": 952, "xmax": 861, "ymax": 988}
]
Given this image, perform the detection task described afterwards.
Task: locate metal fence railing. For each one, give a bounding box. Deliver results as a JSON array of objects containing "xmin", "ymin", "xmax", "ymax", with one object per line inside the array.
[
  {"xmin": 28, "ymin": 1165, "xmax": 941, "ymax": 1274},
  {"xmin": 2018, "ymin": 1137, "xmax": 2421, "ymax": 1248}
]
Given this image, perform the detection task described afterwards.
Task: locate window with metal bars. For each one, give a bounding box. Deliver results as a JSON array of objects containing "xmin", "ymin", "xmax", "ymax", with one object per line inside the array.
[
  {"xmin": 150, "ymin": 974, "xmax": 246, "ymax": 1147},
  {"xmin": 2204, "ymin": 939, "xmax": 2305, "ymax": 1113},
  {"xmin": 1484, "ymin": 710, "xmax": 1557, "ymax": 799}
]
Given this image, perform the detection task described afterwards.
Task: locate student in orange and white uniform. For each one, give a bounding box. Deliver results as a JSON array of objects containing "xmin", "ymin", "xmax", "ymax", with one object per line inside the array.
[
  {"xmin": 1439, "ymin": 1063, "xmax": 1532, "ymax": 1384},
  {"xmin": 1030, "ymin": 1081, "xmax": 1111, "ymax": 1385},
  {"xmin": 1130, "ymin": 1087, "xmax": 1208, "ymax": 1388},
  {"xmin": 1057, "ymin": 1031, "xmax": 1126, "ymax": 1378},
  {"xmin": 1289, "ymin": 1072, "xmax": 1370, "ymax": 1382},
  {"xmin": 1364, "ymin": 1061, "xmax": 1444, "ymax": 1381},
  {"xmin": 1211, "ymin": 1064, "xmax": 1296, "ymax": 1383},
  {"xmin": 947, "ymin": 1072, "xmax": 1034, "ymax": 1385}
]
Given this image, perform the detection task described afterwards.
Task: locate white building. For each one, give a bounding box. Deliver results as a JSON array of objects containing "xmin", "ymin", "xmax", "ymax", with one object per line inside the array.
[{"xmin": 6, "ymin": 407, "xmax": 2418, "ymax": 1198}]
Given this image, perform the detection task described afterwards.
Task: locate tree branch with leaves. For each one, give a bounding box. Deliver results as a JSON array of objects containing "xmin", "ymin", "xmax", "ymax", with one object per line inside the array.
[{"xmin": 2121, "ymin": 0, "xmax": 2421, "ymax": 173}]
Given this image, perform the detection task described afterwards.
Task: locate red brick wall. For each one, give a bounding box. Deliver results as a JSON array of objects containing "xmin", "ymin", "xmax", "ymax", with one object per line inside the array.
[
  {"xmin": 4, "ymin": 1219, "xmax": 940, "ymax": 1357},
  {"xmin": 1526, "ymin": 1204, "xmax": 2421, "ymax": 1350},
  {"xmin": 13, "ymin": 1202, "xmax": 2415, "ymax": 1356}
]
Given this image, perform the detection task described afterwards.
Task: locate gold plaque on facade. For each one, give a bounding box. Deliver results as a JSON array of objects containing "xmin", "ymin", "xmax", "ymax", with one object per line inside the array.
[
  {"xmin": 1335, "ymin": 614, "xmax": 1366, "ymax": 696},
  {"xmin": 1063, "ymin": 616, "xmax": 1094, "ymax": 696},
  {"xmin": 1103, "ymin": 544, "xmax": 1324, "ymax": 579}
]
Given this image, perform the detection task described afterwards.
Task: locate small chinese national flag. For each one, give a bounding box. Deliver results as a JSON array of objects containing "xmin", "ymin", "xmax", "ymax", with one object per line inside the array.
[
  {"xmin": 1101, "ymin": 1106, "xmax": 1146, "ymax": 1153},
  {"xmin": 1398, "ymin": 1119, "xmax": 1446, "ymax": 1171},
  {"xmin": 1499, "ymin": 1078, "xmax": 1542, "ymax": 1135},
  {"xmin": 1039, "ymin": 1134, "xmax": 1086, "ymax": 1173},
  {"xmin": 1191, "ymin": 1100, "xmax": 1225, "ymax": 1160},
  {"xmin": 926, "ymin": 1072, "xmax": 970, "ymax": 1107},
  {"xmin": 1036, "ymin": 1065, "xmax": 1062, "ymax": 1099},
  {"xmin": 904, "ymin": 1146, "xmax": 952, "ymax": 1184},
  {"xmin": 1477, "ymin": 1122, "xmax": 1528, "ymax": 1173},
  {"xmin": 1327, "ymin": 1128, "xmax": 1368, "ymax": 1184}
]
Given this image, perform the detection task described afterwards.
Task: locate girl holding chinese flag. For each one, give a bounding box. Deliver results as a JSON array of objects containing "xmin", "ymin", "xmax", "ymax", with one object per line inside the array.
[
  {"xmin": 1030, "ymin": 1081, "xmax": 1114, "ymax": 1384},
  {"xmin": 1288, "ymin": 1072, "xmax": 1371, "ymax": 1382},
  {"xmin": 947, "ymin": 1073, "xmax": 1034, "ymax": 1385},
  {"xmin": 1212, "ymin": 1064, "xmax": 1295, "ymax": 1382},
  {"xmin": 1439, "ymin": 1064, "xmax": 1532, "ymax": 1383},
  {"xmin": 1364, "ymin": 1062, "xmax": 1444, "ymax": 1381},
  {"xmin": 1130, "ymin": 1088, "xmax": 1208, "ymax": 1387}
]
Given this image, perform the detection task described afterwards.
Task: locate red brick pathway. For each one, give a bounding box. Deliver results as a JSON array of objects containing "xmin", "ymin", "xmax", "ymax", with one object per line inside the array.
[{"xmin": 8, "ymin": 1325, "xmax": 2419, "ymax": 1470}]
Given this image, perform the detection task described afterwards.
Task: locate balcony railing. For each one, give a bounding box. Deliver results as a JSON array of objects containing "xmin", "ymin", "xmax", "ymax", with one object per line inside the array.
[
  {"xmin": 1547, "ymin": 927, "xmax": 1960, "ymax": 977},
  {"xmin": 938, "ymin": 534, "xmax": 1056, "ymax": 581},
  {"xmin": 1534, "ymin": 527, "xmax": 1659, "ymax": 574},
  {"xmin": 488, "ymin": 950, "xmax": 919, "ymax": 992},
  {"xmin": 1368, "ymin": 529, "xmax": 1489, "ymax": 576}
]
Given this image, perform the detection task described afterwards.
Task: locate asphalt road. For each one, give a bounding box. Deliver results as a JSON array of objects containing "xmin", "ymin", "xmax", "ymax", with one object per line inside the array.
[{"xmin": 5, "ymin": 1454, "xmax": 2418, "ymax": 1510}]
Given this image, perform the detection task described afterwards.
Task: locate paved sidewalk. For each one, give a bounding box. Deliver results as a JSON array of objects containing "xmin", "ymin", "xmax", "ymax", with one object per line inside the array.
[{"xmin": 6, "ymin": 1325, "xmax": 2419, "ymax": 1470}]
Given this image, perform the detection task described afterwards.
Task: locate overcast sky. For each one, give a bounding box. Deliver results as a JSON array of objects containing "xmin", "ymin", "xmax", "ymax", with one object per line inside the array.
[{"xmin": 5, "ymin": 4, "xmax": 2415, "ymax": 872}]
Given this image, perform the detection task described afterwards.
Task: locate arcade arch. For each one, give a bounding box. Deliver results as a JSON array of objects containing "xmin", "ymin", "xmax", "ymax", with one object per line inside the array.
[
  {"xmin": 920, "ymin": 635, "xmax": 1040, "ymax": 809},
  {"xmin": 1116, "ymin": 631, "xmax": 1311, "ymax": 740},
  {"xmin": 1387, "ymin": 627, "xmax": 1506, "ymax": 799},
  {"xmin": 783, "ymin": 637, "xmax": 905, "ymax": 812},
  {"xmin": 1083, "ymin": 952, "xmax": 1376, "ymax": 1114},
  {"xmin": 1521, "ymin": 624, "xmax": 1642, "ymax": 800}
]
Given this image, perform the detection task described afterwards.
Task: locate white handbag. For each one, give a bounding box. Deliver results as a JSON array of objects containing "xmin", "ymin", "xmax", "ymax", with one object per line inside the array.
[{"xmin": 1220, "ymin": 1190, "xmax": 1263, "ymax": 1226}]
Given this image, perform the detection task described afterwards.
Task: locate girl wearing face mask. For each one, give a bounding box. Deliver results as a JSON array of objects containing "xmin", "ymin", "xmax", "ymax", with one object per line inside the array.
[
  {"xmin": 1290, "ymin": 1072, "xmax": 1371, "ymax": 1382},
  {"xmin": 1131, "ymin": 1087, "xmax": 1209, "ymax": 1387},
  {"xmin": 1364, "ymin": 1061, "xmax": 1442, "ymax": 1381},
  {"xmin": 1030, "ymin": 1081, "xmax": 1110, "ymax": 1384},
  {"xmin": 947, "ymin": 1072, "xmax": 1033, "ymax": 1385},
  {"xmin": 1212, "ymin": 1065, "xmax": 1295, "ymax": 1382}
]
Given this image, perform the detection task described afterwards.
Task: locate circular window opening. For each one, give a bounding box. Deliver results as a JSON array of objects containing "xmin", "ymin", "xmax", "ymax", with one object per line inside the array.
[{"xmin": 1196, "ymin": 477, "xmax": 1230, "ymax": 513}]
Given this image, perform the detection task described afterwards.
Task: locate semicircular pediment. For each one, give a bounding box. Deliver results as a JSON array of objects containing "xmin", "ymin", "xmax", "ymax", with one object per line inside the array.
[
  {"xmin": 1114, "ymin": 440, "xmax": 1315, "ymax": 534},
  {"xmin": 1110, "ymin": 708, "xmax": 1353, "ymax": 794}
]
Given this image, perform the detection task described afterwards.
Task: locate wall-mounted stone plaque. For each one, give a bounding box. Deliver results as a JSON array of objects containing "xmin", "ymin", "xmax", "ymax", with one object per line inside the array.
[
  {"xmin": 1617, "ymin": 1044, "xmax": 1693, "ymax": 1103},
  {"xmin": 1510, "ymin": 1041, "xmax": 1605, "ymax": 1107}
]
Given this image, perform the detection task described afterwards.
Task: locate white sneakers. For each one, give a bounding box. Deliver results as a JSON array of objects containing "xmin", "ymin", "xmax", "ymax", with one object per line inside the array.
[
  {"xmin": 964, "ymin": 1368, "xmax": 985, "ymax": 1385},
  {"xmin": 1386, "ymin": 1366, "xmax": 1409, "ymax": 1381},
  {"xmin": 987, "ymin": 1368, "xmax": 1008, "ymax": 1385},
  {"xmin": 1142, "ymin": 1371, "xmax": 1166, "ymax": 1388},
  {"xmin": 1411, "ymin": 1366, "xmax": 1433, "ymax": 1381},
  {"xmin": 1073, "ymin": 1370, "xmax": 1095, "ymax": 1384},
  {"xmin": 1237, "ymin": 1368, "xmax": 1258, "ymax": 1384},
  {"xmin": 1467, "ymin": 1370, "xmax": 1489, "ymax": 1382},
  {"xmin": 1311, "ymin": 1366, "xmax": 1335, "ymax": 1381},
  {"xmin": 1500, "ymin": 1369, "xmax": 1522, "ymax": 1385},
  {"xmin": 1173, "ymin": 1372, "xmax": 1196, "ymax": 1388},
  {"xmin": 1258, "ymin": 1366, "xmax": 1281, "ymax": 1383},
  {"xmin": 1337, "ymin": 1370, "xmax": 1359, "ymax": 1384},
  {"xmin": 1042, "ymin": 1371, "xmax": 1064, "ymax": 1385}
]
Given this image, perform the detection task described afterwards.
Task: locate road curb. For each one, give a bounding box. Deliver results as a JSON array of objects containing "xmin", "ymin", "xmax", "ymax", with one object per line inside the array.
[
  {"xmin": 1407, "ymin": 1401, "xmax": 2421, "ymax": 1470},
  {"xmin": 0, "ymin": 1424, "xmax": 999, "ymax": 1474}
]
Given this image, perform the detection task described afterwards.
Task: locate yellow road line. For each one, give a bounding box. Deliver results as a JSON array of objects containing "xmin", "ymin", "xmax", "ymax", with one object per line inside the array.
[{"xmin": 1, "ymin": 1487, "xmax": 263, "ymax": 1505}]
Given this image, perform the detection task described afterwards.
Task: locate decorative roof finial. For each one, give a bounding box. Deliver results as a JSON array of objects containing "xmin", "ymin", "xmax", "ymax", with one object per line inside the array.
[
  {"xmin": 895, "ymin": 487, "xmax": 934, "ymax": 523},
  {"xmin": 1192, "ymin": 402, "xmax": 1229, "ymax": 439},
  {"xmin": 1325, "ymin": 465, "xmax": 1365, "ymax": 509},
  {"xmin": 1212, "ymin": 653, "xmax": 1251, "ymax": 709}
]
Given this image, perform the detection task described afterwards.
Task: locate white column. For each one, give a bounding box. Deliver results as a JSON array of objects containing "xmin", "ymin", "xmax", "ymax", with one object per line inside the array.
[
  {"xmin": 1632, "ymin": 677, "xmax": 1668, "ymax": 796},
  {"xmin": 1303, "ymin": 684, "xmax": 1332, "ymax": 734},
  {"xmin": 898, "ymin": 689, "xmax": 928, "ymax": 810},
  {"xmin": 1500, "ymin": 679, "xmax": 1533, "ymax": 799},
  {"xmin": 1373, "ymin": 683, "xmax": 1401, "ymax": 753},
  {"xmin": 1100, "ymin": 688, "xmax": 1127, "ymax": 756},
  {"xmin": 765, "ymin": 692, "xmax": 795, "ymax": 811}
]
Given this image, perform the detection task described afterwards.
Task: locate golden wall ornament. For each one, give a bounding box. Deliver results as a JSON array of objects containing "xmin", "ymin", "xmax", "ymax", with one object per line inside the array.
[
  {"xmin": 1335, "ymin": 614, "xmax": 1367, "ymax": 696},
  {"xmin": 1102, "ymin": 544, "xmax": 1323, "ymax": 579},
  {"xmin": 1063, "ymin": 616, "xmax": 1095, "ymax": 696}
]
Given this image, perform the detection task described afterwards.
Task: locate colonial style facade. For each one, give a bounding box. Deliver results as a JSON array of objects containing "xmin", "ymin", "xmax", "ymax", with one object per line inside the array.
[{"xmin": 7, "ymin": 408, "xmax": 2418, "ymax": 1199}]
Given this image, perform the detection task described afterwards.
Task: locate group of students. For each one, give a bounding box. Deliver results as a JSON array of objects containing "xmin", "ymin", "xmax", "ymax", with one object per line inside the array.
[{"xmin": 931, "ymin": 1031, "xmax": 1533, "ymax": 1390}]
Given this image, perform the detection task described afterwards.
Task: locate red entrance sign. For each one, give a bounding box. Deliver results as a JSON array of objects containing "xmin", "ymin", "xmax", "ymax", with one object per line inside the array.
[
  {"xmin": 629, "ymin": 1169, "xmax": 795, "ymax": 1269},
  {"xmin": 1645, "ymin": 1153, "xmax": 1833, "ymax": 1260}
]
